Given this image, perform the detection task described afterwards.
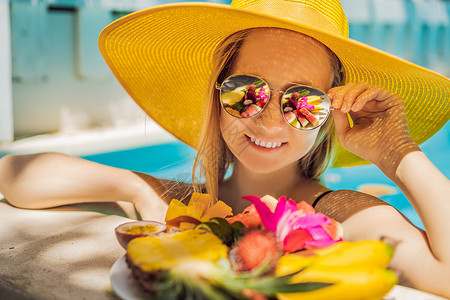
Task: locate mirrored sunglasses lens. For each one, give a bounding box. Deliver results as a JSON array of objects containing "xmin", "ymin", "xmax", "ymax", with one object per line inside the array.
[
  {"xmin": 281, "ymin": 86, "xmax": 331, "ymax": 130},
  {"xmin": 220, "ymin": 75, "xmax": 269, "ymax": 118}
]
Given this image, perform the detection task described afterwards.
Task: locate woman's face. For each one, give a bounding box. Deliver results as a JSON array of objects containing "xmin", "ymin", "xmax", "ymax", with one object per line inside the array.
[{"xmin": 220, "ymin": 28, "xmax": 334, "ymax": 174}]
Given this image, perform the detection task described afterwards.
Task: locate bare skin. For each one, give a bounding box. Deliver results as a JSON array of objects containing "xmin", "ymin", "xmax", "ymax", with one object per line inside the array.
[{"xmin": 0, "ymin": 28, "xmax": 449, "ymax": 296}]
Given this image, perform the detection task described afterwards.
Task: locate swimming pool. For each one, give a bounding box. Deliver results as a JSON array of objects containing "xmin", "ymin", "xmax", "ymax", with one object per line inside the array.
[{"xmin": 81, "ymin": 122, "xmax": 450, "ymax": 230}]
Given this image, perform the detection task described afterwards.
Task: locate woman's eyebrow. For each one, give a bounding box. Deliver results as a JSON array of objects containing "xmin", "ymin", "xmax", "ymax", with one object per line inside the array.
[
  {"xmin": 288, "ymin": 80, "xmax": 315, "ymax": 87},
  {"xmin": 260, "ymin": 77, "xmax": 314, "ymax": 87}
]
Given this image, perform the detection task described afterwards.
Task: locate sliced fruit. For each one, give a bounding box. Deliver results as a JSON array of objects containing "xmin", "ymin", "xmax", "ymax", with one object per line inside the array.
[
  {"xmin": 300, "ymin": 108, "xmax": 319, "ymax": 127},
  {"xmin": 241, "ymin": 104, "xmax": 262, "ymax": 117},
  {"xmin": 296, "ymin": 201, "xmax": 316, "ymax": 214},
  {"xmin": 225, "ymin": 106, "xmax": 243, "ymax": 117},
  {"xmin": 115, "ymin": 220, "xmax": 166, "ymax": 249},
  {"xmin": 226, "ymin": 204, "xmax": 262, "ymax": 230},
  {"xmin": 204, "ymin": 200, "xmax": 233, "ymax": 220},
  {"xmin": 165, "ymin": 215, "xmax": 202, "ymax": 228},
  {"xmin": 306, "ymin": 95, "xmax": 323, "ymax": 105},
  {"xmin": 221, "ymin": 88, "xmax": 245, "ymax": 106},
  {"xmin": 188, "ymin": 192, "xmax": 211, "ymax": 212},
  {"xmin": 284, "ymin": 112, "xmax": 301, "ymax": 129},
  {"xmin": 165, "ymin": 193, "xmax": 233, "ymax": 230},
  {"xmin": 165, "ymin": 199, "xmax": 190, "ymax": 222},
  {"xmin": 179, "ymin": 222, "xmax": 197, "ymax": 230},
  {"xmin": 127, "ymin": 229, "xmax": 228, "ymax": 272},
  {"xmin": 310, "ymin": 106, "xmax": 323, "ymax": 113},
  {"xmin": 226, "ymin": 196, "xmax": 279, "ymax": 230},
  {"xmin": 294, "ymin": 109, "xmax": 309, "ymax": 127}
]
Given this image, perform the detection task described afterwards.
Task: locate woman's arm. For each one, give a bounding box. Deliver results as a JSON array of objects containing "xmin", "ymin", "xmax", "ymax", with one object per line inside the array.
[
  {"xmin": 394, "ymin": 151, "xmax": 450, "ymax": 263},
  {"xmin": 328, "ymin": 82, "xmax": 450, "ymax": 296},
  {"xmin": 341, "ymin": 153, "xmax": 450, "ymax": 297},
  {"xmin": 0, "ymin": 152, "xmax": 171, "ymax": 221}
]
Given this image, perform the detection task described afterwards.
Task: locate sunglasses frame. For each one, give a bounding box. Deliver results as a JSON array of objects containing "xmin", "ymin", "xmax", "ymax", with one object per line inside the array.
[{"xmin": 216, "ymin": 74, "xmax": 333, "ymax": 131}]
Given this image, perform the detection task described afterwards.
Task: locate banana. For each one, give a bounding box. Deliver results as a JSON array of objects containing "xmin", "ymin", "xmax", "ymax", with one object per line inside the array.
[
  {"xmin": 275, "ymin": 241, "xmax": 397, "ymax": 300},
  {"xmin": 276, "ymin": 265, "xmax": 397, "ymax": 300},
  {"xmin": 277, "ymin": 240, "xmax": 394, "ymax": 275},
  {"xmin": 313, "ymin": 240, "xmax": 394, "ymax": 269}
]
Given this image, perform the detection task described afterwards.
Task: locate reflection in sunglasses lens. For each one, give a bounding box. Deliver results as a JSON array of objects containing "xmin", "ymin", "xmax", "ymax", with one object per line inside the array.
[
  {"xmin": 282, "ymin": 86, "xmax": 331, "ymax": 130},
  {"xmin": 220, "ymin": 75, "xmax": 269, "ymax": 118},
  {"xmin": 220, "ymin": 75, "xmax": 331, "ymax": 130}
]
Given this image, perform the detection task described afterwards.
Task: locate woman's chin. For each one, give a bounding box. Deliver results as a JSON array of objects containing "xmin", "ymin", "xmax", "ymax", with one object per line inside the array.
[{"xmin": 236, "ymin": 156, "xmax": 298, "ymax": 175}]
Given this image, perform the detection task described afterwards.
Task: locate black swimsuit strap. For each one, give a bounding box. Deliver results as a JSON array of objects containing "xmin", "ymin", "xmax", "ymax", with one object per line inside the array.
[{"xmin": 312, "ymin": 190, "xmax": 334, "ymax": 208}]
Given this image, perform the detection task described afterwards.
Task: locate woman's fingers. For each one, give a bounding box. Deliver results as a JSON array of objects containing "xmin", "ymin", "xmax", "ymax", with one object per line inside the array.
[
  {"xmin": 329, "ymin": 82, "xmax": 355, "ymax": 111},
  {"xmin": 328, "ymin": 82, "xmax": 398, "ymax": 113},
  {"xmin": 341, "ymin": 82, "xmax": 372, "ymax": 112},
  {"xmin": 352, "ymin": 86, "xmax": 397, "ymax": 112}
]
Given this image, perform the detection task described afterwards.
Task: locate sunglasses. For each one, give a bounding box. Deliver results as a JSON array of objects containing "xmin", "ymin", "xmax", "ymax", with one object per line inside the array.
[{"xmin": 216, "ymin": 74, "xmax": 332, "ymax": 130}]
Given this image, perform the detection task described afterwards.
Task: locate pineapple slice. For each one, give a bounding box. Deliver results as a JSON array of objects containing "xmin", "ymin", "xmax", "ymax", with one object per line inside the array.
[
  {"xmin": 221, "ymin": 88, "xmax": 245, "ymax": 106},
  {"xmin": 306, "ymin": 95, "xmax": 323, "ymax": 105},
  {"xmin": 127, "ymin": 229, "xmax": 228, "ymax": 272}
]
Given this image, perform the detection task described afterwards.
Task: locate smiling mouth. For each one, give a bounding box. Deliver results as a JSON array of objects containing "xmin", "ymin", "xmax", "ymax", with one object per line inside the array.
[{"xmin": 247, "ymin": 135, "xmax": 286, "ymax": 149}]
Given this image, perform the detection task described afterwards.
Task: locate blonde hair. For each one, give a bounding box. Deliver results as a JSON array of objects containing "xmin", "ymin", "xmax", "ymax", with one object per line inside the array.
[{"xmin": 192, "ymin": 29, "xmax": 343, "ymax": 201}]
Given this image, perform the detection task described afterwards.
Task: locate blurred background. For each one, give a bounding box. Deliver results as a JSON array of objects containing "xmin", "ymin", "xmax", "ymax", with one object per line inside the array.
[{"xmin": 0, "ymin": 0, "xmax": 449, "ymax": 228}]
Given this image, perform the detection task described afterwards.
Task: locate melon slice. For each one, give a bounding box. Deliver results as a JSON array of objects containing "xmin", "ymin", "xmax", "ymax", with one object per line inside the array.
[
  {"xmin": 300, "ymin": 107, "xmax": 319, "ymax": 126},
  {"xmin": 284, "ymin": 112, "xmax": 301, "ymax": 129},
  {"xmin": 241, "ymin": 104, "xmax": 261, "ymax": 117},
  {"xmin": 296, "ymin": 201, "xmax": 316, "ymax": 214},
  {"xmin": 294, "ymin": 109, "xmax": 309, "ymax": 127}
]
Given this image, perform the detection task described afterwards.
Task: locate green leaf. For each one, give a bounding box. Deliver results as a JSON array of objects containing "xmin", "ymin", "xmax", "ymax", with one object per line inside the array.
[
  {"xmin": 271, "ymin": 281, "xmax": 333, "ymax": 293},
  {"xmin": 247, "ymin": 269, "xmax": 334, "ymax": 295}
]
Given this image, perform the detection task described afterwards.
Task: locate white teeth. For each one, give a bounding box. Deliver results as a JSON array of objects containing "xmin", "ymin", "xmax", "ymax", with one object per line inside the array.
[{"xmin": 249, "ymin": 137, "xmax": 283, "ymax": 149}]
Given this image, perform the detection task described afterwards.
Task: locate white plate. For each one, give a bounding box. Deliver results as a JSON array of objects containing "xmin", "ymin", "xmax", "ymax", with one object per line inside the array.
[
  {"xmin": 385, "ymin": 284, "xmax": 446, "ymax": 300},
  {"xmin": 110, "ymin": 256, "xmax": 446, "ymax": 300},
  {"xmin": 110, "ymin": 256, "xmax": 149, "ymax": 300}
]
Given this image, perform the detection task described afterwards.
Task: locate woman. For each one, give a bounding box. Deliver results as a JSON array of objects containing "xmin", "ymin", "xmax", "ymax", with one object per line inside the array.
[{"xmin": 1, "ymin": 0, "xmax": 449, "ymax": 296}]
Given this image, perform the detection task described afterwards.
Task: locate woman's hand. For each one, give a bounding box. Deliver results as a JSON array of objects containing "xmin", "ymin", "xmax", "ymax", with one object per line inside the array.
[
  {"xmin": 129, "ymin": 172, "xmax": 170, "ymax": 222},
  {"xmin": 327, "ymin": 82, "xmax": 420, "ymax": 179},
  {"xmin": 132, "ymin": 191, "xmax": 168, "ymax": 222}
]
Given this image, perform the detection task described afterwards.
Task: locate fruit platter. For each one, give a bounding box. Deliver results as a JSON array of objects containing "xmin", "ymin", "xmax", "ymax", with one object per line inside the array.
[{"xmin": 112, "ymin": 193, "xmax": 398, "ymax": 300}]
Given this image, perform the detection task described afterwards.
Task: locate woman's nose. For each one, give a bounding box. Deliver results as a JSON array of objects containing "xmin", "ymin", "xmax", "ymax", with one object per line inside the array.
[{"xmin": 255, "ymin": 91, "xmax": 285, "ymax": 129}]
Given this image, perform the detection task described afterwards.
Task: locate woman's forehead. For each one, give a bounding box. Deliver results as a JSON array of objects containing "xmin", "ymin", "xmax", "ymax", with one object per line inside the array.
[{"xmin": 230, "ymin": 28, "xmax": 333, "ymax": 90}]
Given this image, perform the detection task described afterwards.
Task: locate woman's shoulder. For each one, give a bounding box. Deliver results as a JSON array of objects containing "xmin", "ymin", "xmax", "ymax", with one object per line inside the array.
[{"xmin": 314, "ymin": 189, "xmax": 390, "ymax": 223}]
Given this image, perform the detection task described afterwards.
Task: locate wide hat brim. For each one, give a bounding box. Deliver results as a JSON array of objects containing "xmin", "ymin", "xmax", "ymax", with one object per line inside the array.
[{"xmin": 99, "ymin": 2, "xmax": 450, "ymax": 168}]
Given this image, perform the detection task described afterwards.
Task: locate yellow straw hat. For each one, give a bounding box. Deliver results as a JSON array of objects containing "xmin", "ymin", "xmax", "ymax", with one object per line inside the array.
[{"xmin": 98, "ymin": 0, "xmax": 450, "ymax": 168}]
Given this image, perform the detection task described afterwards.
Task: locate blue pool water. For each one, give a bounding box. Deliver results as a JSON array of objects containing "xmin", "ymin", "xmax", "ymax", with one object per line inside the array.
[{"xmin": 82, "ymin": 122, "xmax": 450, "ymax": 229}]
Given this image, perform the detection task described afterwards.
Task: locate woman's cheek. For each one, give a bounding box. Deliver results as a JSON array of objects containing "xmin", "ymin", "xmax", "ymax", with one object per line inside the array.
[{"xmin": 220, "ymin": 113, "xmax": 249, "ymax": 155}]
